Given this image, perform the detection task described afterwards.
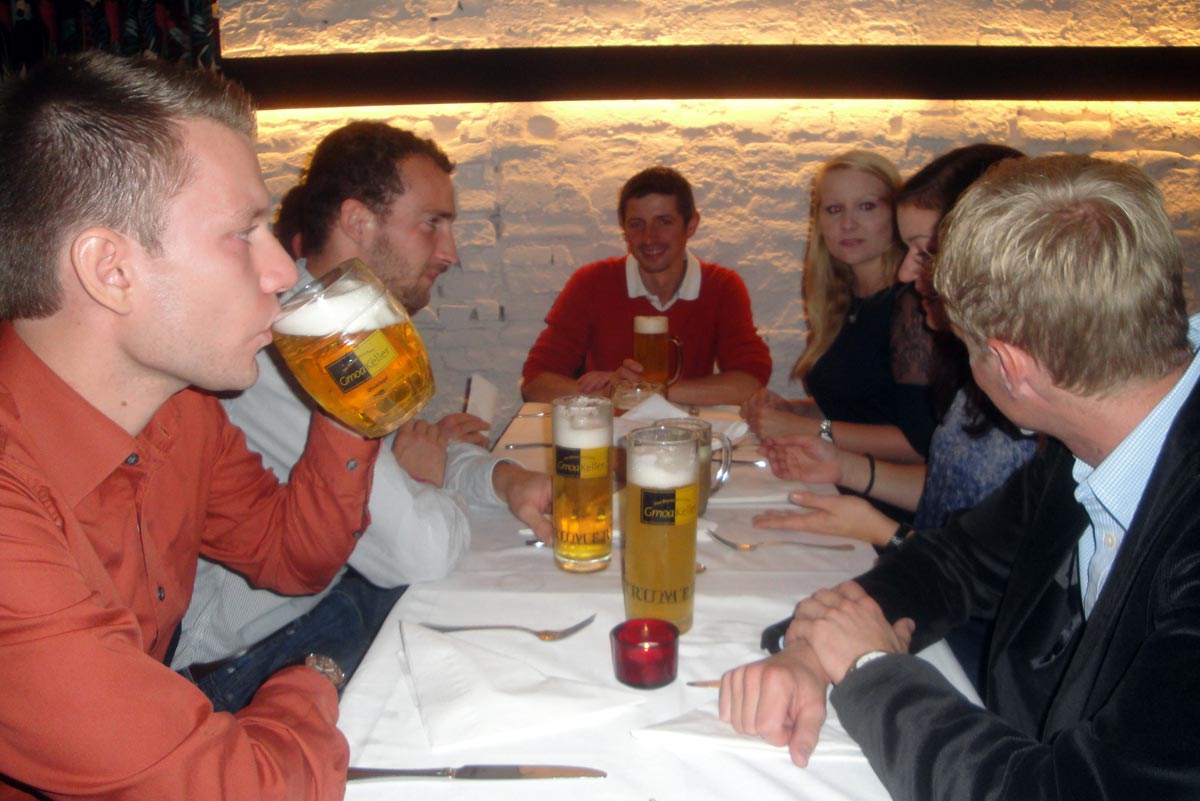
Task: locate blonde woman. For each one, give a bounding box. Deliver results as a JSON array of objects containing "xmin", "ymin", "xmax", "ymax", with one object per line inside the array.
[{"xmin": 743, "ymin": 150, "xmax": 935, "ymax": 464}]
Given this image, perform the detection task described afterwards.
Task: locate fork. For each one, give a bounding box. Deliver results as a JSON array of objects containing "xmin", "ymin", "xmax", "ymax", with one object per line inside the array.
[
  {"xmin": 419, "ymin": 613, "xmax": 596, "ymax": 641},
  {"xmin": 708, "ymin": 529, "xmax": 854, "ymax": 552}
]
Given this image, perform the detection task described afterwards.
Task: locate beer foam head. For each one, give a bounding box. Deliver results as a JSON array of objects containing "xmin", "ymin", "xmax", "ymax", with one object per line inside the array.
[
  {"xmin": 553, "ymin": 396, "xmax": 612, "ymax": 448},
  {"xmin": 628, "ymin": 444, "xmax": 696, "ymax": 489},
  {"xmin": 275, "ymin": 280, "xmax": 404, "ymax": 337},
  {"xmin": 634, "ymin": 315, "xmax": 669, "ymax": 335}
]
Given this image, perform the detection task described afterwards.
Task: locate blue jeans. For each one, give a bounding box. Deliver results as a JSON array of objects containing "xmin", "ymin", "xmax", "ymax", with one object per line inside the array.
[{"xmin": 183, "ymin": 568, "xmax": 406, "ymax": 714}]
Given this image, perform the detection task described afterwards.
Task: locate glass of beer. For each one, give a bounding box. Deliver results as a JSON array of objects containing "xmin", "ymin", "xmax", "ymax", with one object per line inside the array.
[
  {"xmin": 271, "ymin": 258, "xmax": 434, "ymax": 438},
  {"xmin": 552, "ymin": 395, "xmax": 614, "ymax": 572},
  {"xmin": 633, "ymin": 315, "xmax": 682, "ymax": 386},
  {"xmin": 622, "ymin": 424, "xmax": 699, "ymax": 633},
  {"xmin": 653, "ymin": 417, "xmax": 732, "ymax": 516},
  {"xmin": 611, "ymin": 379, "xmax": 665, "ymax": 416}
]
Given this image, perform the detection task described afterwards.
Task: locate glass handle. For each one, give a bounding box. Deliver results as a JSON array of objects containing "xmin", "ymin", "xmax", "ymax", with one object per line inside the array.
[
  {"xmin": 667, "ymin": 336, "xmax": 684, "ymax": 386},
  {"xmin": 710, "ymin": 433, "xmax": 732, "ymax": 494}
]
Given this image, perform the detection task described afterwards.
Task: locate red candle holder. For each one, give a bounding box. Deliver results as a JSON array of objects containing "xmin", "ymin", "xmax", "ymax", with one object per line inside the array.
[{"xmin": 610, "ymin": 618, "xmax": 679, "ymax": 689}]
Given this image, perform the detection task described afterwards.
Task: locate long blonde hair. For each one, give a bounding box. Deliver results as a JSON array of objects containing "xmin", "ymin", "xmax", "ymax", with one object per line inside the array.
[{"xmin": 792, "ymin": 150, "xmax": 904, "ymax": 382}]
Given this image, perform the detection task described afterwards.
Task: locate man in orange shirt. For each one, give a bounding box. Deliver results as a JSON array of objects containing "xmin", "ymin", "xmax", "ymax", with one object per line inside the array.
[{"xmin": 0, "ymin": 54, "xmax": 377, "ymax": 800}]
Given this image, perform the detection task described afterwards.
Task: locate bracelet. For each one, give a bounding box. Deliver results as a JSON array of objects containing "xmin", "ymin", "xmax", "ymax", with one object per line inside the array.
[{"xmin": 862, "ymin": 453, "xmax": 876, "ymax": 497}]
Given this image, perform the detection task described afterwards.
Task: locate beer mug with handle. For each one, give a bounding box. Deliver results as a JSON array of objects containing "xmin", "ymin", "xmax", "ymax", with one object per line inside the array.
[
  {"xmin": 633, "ymin": 315, "xmax": 683, "ymax": 386},
  {"xmin": 653, "ymin": 417, "xmax": 731, "ymax": 516},
  {"xmin": 622, "ymin": 424, "xmax": 699, "ymax": 633},
  {"xmin": 552, "ymin": 395, "xmax": 614, "ymax": 572},
  {"xmin": 272, "ymin": 258, "xmax": 434, "ymax": 438}
]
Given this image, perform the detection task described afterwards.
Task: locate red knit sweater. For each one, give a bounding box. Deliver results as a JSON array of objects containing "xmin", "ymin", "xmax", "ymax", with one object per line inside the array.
[{"xmin": 522, "ymin": 257, "xmax": 772, "ymax": 386}]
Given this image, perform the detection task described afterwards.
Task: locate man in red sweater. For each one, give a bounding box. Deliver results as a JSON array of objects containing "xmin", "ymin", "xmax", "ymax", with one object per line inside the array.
[{"xmin": 521, "ymin": 166, "xmax": 772, "ymax": 406}]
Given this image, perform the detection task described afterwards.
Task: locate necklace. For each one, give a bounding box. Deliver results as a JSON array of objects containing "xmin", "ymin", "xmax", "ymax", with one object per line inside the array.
[{"xmin": 847, "ymin": 296, "xmax": 865, "ymax": 324}]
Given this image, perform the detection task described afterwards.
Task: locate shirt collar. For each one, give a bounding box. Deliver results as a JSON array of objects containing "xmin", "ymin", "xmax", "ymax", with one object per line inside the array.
[
  {"xmin": 0, "ymin": 322, "xmax": 178, "ymax": 509},
  {"xmin": 624, "ymin": 251, "xmax": 701, "ymax": 311},
  {"xmin": 1072, "ymin": 314, "xmax": 1200, "ymax": 529}
]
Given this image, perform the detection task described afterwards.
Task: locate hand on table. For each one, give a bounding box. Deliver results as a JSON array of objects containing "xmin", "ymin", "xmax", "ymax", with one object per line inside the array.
[
  {"xmin": 719, "ymin": 639, "xmax": 832, "ymax": 767},
  {"xmin": 577, "ymin": 359, "xmax": 648, "ymax": 397},
  {"xmin": 761, "ymin": 435, "xmax": 844, "ymax": 484},
  {"xmin": 785, "ymin": 580, "xmax": 915, "ymax": 684},
  {"xmin": 754, "ymin": 490, "xmax": 896, "ymax": 547},
  {"xmin": 436, "ymin": 412, "xmax": 491, "ymax": 448},
  {"xmin": 492, "ymin": 462, "xmax": 554, "ymax": 544},
  {"xmin": 391, "ymin": 419, "xmax": 449, "ymax": 487},
  {"xmin": 745, "ymin": 405, "xmax": 820, "ymax": 441},
  {"xmin": 739, "ymin": 387, "xmax": 792, "ymax": 416}
]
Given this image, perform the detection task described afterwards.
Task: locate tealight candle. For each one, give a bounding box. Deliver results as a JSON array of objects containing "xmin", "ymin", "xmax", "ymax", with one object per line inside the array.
[{"xmin": 610, "ymin": 618, "xmax": 679, "ymax": 689}]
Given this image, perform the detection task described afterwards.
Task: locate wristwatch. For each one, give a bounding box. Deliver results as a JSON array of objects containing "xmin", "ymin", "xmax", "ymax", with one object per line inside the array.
[
  {"xmin": 304, "ymin": 653, "xmax": 346, "ymax": 690},
  {"xmin": 817, "ymin": 419, "xmax": 835, "ymax": 443},
  {"xmin": 882, "ymin": 522, "xmax": 914, "ymax": 553},
  {"xmin": 842, "ymin": 649, "xmax": 889, "ymax": 682}
]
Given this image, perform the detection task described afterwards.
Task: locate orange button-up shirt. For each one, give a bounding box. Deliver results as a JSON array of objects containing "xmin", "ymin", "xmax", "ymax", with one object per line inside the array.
[{"xmin": 0, "ymin": 323, "xmax": 380, "ymax": 801}]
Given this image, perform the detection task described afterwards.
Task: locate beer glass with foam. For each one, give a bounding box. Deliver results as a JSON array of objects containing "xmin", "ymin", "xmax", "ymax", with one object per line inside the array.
[
  {"xmin": 632, "ymin": 315, "xmax": 682, "ymax": 386},
  {"xmin": 622, "ymin": 424, "xmax": 699, "ymax": 633},
  {"xmin": 272, "ymin": 258, "xmax": 434, "ymax": 438},
  {"xmin": 653, "ymin": 417, "xmax": 732, "ymax": 516},
  {"xmin": 552, "ymin": 396, "xmax": 614, "ymax": 572}
]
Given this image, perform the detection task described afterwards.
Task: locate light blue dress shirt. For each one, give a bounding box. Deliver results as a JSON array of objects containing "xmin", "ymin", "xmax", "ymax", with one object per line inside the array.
[{"xmin": 1073, "ymin": 314, "xmax": 1200, "ymax": 617}]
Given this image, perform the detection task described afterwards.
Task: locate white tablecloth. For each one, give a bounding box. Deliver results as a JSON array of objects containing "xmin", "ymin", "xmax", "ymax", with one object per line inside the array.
[{"xmin": 338, "ymin": 404, "xmax": 979, "ymax": 801}]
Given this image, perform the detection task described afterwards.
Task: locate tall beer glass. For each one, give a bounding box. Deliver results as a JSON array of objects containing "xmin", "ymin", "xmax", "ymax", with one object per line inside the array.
[
  {"xmin": 633, "ymin": 316, "xmax": 682, "ymax": 386},
  {"xmin": 653, "ymin": 417, "xmax": 732, "ymax": 516},
  {"xmin": 552, "ymin": 396, "xmax": 614, "ymax": 572},
  {"xmin": 272, "ymin": 258, "xmax": 434, "ymax": 438},
  {"xmin": 622, "ymin": 425, "xmax": 699, "ymax": 633}
]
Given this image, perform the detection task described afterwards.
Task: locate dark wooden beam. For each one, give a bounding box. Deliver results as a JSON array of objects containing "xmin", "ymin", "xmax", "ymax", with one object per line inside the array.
[{"xmin": 222, "ymin": 45, "xmax": 1200, "ymax": 110}]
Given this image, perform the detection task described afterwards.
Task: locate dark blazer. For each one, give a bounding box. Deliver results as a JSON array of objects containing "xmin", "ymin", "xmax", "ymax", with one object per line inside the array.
[{"xmin": 824, "ymin": 379, "xmax": 1200, "ymax": 801}]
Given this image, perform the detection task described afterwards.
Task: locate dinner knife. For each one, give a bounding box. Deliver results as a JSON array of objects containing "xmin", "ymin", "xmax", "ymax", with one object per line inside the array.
[{"xmin": 346, "ymin": 764, "xmax": 606, "ymax": 781}]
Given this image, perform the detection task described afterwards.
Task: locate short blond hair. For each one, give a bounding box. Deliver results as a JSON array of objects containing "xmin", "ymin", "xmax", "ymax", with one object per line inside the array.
[{"xmin": 935, "ymin": 154, "xmax": 1189, "ymax": 395}]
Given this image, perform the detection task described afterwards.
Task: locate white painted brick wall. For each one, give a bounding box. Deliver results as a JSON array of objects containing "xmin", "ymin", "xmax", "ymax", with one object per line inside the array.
[
  {"xmin": 236, "ymin": 1, "xmax": 1200, "ymax": 428},
  {"xmin": 221, "ymin": 1, "xmax": 1200, "ymax": 55}
]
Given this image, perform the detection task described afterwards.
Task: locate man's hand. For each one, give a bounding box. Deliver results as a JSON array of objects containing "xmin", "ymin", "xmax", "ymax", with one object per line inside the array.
[
  {"xmin": 719, "ymin": 640, "xmax": 832, "ymax": 767},
  {"xmin": 436, "ymin": 413, "xmax": 491, "ymax": 448},
  {"xmin": 753, "ymin": 491, "xmax": 895, "ymax": 547},
  {"xmin": 492, "ymin": 462, "xmax": 553, "ymax": 543},
  {"xmin": 576, "ymin": 370, "xmax": 614, "ymax": 395},
  {"xmin": 786, "ymin": 581, "xmax": 915, "ymax": 684},
  {"xmin": 761, "ymin": 435, "xmax": 844, "ymax": 484},
  {"xmin": 391, "ymin": 419, "xmax": 450, "ymax": 487},
  {"xmin": 577, "ymin": 359, "xmax": 647, "ymax": 396}
]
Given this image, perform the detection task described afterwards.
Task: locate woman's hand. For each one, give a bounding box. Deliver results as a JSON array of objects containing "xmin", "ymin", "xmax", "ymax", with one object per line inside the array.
[
  {"xmin": 761, "ymin": 435, "xmax": 845, "ymax": 484},
  {"xmin": 753, "ymin": 490, "xmax": 897, "ymax": 547},
  {"xmin": 745, "ymin": 406, "xmax": 820, "ymax": 441}
]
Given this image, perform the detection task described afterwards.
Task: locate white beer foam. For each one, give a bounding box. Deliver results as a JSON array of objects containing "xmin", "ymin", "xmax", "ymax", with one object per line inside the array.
[
  {"xmin": 555, "ymin": 424, "xmax": 610, "ymax": 450},
  {"xmin": 634, "ymin": 315, "xmax": 668, "ymax": 334},
  {"xmin": 628, "ymin": 449, "xmax": 694, "ymax": 489},
  {"xmin": 275, "ymin": 281, "xmax": 403, "ymax": 337}
]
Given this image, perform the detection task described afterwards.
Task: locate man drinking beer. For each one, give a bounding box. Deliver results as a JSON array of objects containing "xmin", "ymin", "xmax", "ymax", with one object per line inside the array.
[
  {"xmin": 0, "ymin": 53, "xmax": 370, "ymax": 800},
  {"xmin": 173, "ymin": 121, "xmax": 553, "ymax": 711},
  {"xmin": 522, "ymin": 166, "xmax": 772, "ymax": 406}
]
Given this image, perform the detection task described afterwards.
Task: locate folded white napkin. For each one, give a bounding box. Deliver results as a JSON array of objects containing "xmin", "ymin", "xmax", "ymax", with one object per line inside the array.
[
  {"xmin": 465, "ymin": 373, "xmax": 498, "ymax": 426},
  {"xmin": 613, "ymin": 395, "xmax": 750, "ymax": 445},
  {"xmin": 632, "ymin": 704, "xmax": 863, "ymax": 761},
  {"xmin": 707, "ymin": 462, "xmax": 835, "ymax": 507},
  {"xmin": 399, "ymin": 621, "xmax": 645, "ymax": 751}
]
